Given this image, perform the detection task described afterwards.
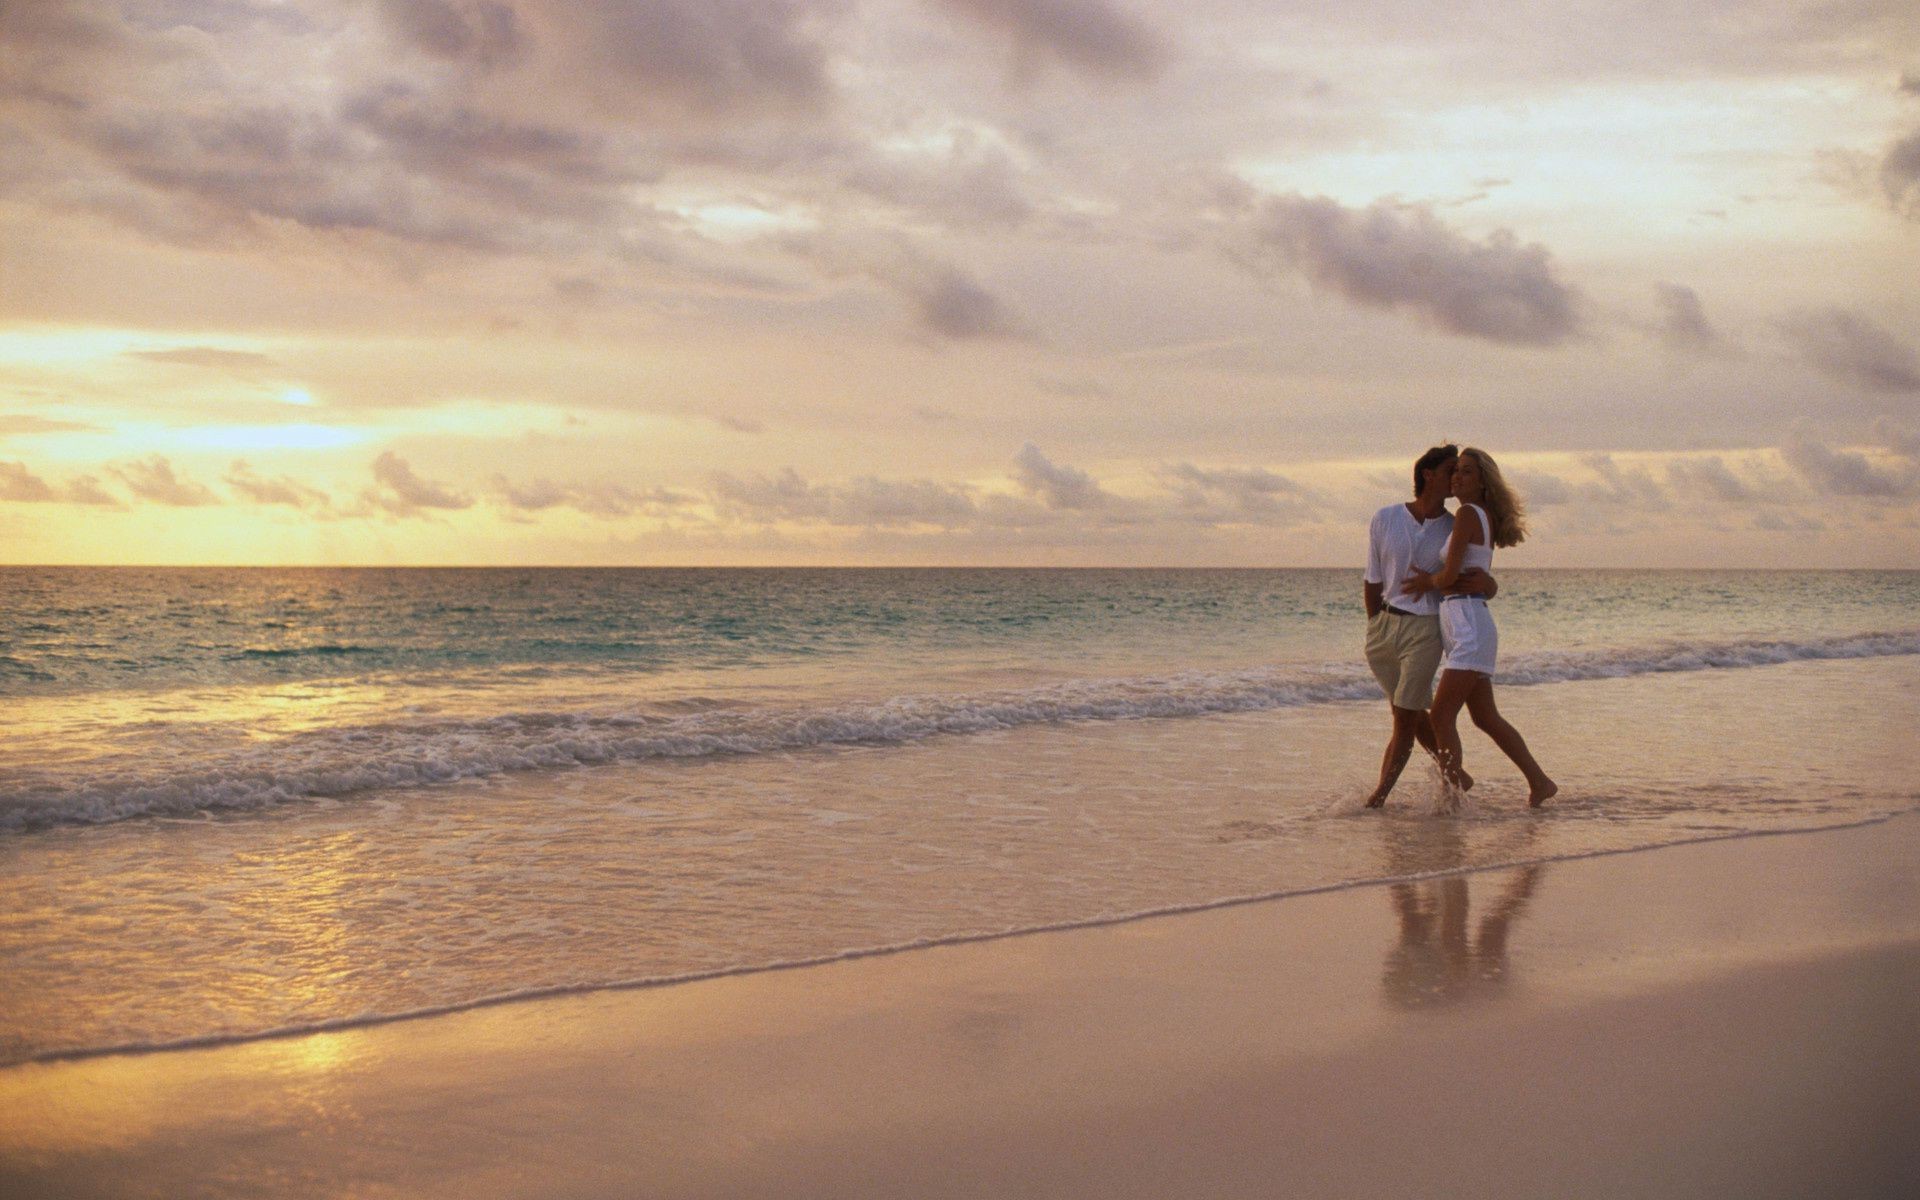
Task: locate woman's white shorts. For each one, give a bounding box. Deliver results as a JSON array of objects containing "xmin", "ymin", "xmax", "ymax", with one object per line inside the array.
[{"xmin": 1439, "ymin": 596, "xmax": 1498, "ymax": 675}]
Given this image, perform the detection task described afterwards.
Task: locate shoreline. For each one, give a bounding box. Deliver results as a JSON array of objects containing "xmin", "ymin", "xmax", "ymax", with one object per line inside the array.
[
  {"xmin": 7, "ymin": 809, "xmax": 1908, "ymax": 1072},
  {"xmin": 5, "ymin": 810, "xmax": 1917, "ymax": 1198}
]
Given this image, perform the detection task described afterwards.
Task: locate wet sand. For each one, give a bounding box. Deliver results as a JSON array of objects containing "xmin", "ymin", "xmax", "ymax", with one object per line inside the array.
[{"xmin": 4, "ymin": 812, "xmax": 1917, "ymax": 1199}]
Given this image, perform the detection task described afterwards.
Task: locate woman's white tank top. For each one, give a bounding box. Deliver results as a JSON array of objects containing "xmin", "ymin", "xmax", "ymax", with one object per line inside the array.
[{"xmin": 1458, "ymin": 503, "xmax": 1494, "ymax": 573}]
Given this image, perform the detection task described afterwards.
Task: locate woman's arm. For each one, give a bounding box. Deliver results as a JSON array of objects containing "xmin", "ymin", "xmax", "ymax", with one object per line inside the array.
[{"xmin": 1405, "ymin": 507, "xmax": 1479, "ymax": 594}]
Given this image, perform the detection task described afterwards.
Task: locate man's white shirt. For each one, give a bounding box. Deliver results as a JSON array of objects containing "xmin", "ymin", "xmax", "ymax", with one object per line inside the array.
[{"xmin": 1365, "ymin": 503, "xmax": 1453, "ymax": 617}]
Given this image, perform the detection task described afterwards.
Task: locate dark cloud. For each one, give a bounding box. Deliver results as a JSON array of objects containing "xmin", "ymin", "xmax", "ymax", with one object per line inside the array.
[
  {"xmin": 1874, "ymin": 417, "xmax": 1920, "ymax": 459},
  {"xmin": 789, "ymin": 233, "xmax": 1029, "ymax": 339},
  {"xmin": 1880, "ymin": 127, "xmax": 1920, "ymax": 220},
  {"xmin": 935, "ymin": 0, "xmax": 1171, "ymax": 81},
  {"xmin": 0, "ymin": 414, "xmax": 101, "ymax": 435},
  {"xmin": 1653, "ymin": 282, "xmax": 1718, "ymax": 353},
  {"xmin": 362, "ymin": 450, "xmax": 474, "ymax": 515},
  {"xmin": 1664, "ymin": 456, "xmax": 1753, "ymax": 503},
  {"xmin": 110, "ymin": 454, "xmax": 217, "ymax": 506},
  {"xmin": 225, "ymin": 460, "xmax": 330, "ymax": 508},
  {"xmin": 127, "ymin": 347, "xmax": 277, "ymax": 370},
  {"xmin": 1232, "ymin": 193, "xmax": 1582, "ymax": 346},
  {"xmin": 911, "ymin": 266, "xmax": 1028, "ymax": 339},
  {"xmin": 0, "ymin": 1, "xmax": 804, "ymax": 266},
  {"xmin": 558, "ymin": 0, "xmax": 835, "ymax": 120},
  {"xmin": 377, "ymin": 0, "xmax": 524, "ymax": 70},
  {"xmin": 1013, "ymin": 442, "xmax": 1107, "ymax": 508},
  {"xmin": 1778, "ymin": 307, "xmax": 1920, "ymax": 394},
  {"xmin": 1780, "ymin": 430, "xmax": 1912, "ymax": 497}
]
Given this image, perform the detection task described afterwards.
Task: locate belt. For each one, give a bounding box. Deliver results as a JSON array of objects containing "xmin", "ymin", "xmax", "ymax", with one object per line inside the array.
[
  {"xmin": 1381, "ymin": 604, "xmax": 1423, "ymax": 617},
  {"xmin": 1441, "ymin": 593, "xmax": 1484, "ymax": 603}
]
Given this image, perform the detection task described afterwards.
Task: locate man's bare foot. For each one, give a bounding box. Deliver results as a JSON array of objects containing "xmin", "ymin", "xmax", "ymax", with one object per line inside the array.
[{"xmin": 1528, "ymin": 778, "xmax": 1558, "ymax": 808}]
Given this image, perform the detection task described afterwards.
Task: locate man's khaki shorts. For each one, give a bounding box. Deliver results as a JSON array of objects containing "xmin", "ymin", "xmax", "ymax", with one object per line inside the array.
[{"xmin": 1365, "ymin": 610, "xmax": 1442, "ymax": 711}]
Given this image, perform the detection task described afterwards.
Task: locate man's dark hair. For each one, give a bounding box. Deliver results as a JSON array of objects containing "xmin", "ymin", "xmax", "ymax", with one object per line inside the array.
[{"xmin": 1412, "ymin": 444, "xmax": 1459, "ymax": 497}]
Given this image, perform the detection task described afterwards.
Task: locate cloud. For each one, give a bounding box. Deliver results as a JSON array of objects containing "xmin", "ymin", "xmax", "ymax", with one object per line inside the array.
[
  {"xmin": 911, "ymin": 266, "xmax": 1028, "ymax": 339},
  {"xmin": 1664, "ymin": 456, "xmax": 1753, "ymax": 502},
  {"xmin": 1778, "ymin": 307, "xmax": 1920, "ymax": 393},
  {"xmin": 0, "ymin": 460, "xmax": 123, "ymax": 505},
  {"xmin": 1507, "ymin": 469, "xmax": 1572, "ymax": 507},
  {"xmin": 557, "ymin": 0, "xmax": 836, "ymax": 120},
  {"xmin": 362, "ymin": 450, "xmax": 474, "ymax": 516},
  {"xmin": 1231, "ymin": 193, "xmax": 1582, "ymax": 346},
  {"xmin": 1013, "ymin": 442, "xmax": 1107, "ymax": 508},
  {"xmin": 490, "ymin": 474, "xmax": 695, "ymax": 518},
  {"xmin": 110, "ymin": 454, "xmax": 217, "ymax": 506},
  {"xmin": 788, "ymin": 233, "xmax": 1029, "ymax": 339},
  {"xmin": 126, "ymin": 347, "xmax": 278, "ymax": 371},
  {"xmin": 1780, "ymin": 430, "xmax": 1913, "ymax": 497},
  {"xmin": 377, "ymin": 0, "xmax": 525, "ymax": 70},
  {"xmin": 935, "ymin": 0, "xmax": 1171, "ymax": 81},
  {"xmin": 1033, "ymin": 376, "xmax": 1111, "ymax": 399},
  {"xmin": 1159, "ymin": 462, "xmax": 1307, "ymax": 517},
  {"xmin": 709, "ymin": 467, "xmax": 982, "ymax": 527},
  {"xmin": 1578, "ymin": 454, "xmax": 1671, "ymax": 509},
  {"xmin": 0, "ymin": 414, "xmax": 101, "ymax": 435},
  {"xmin": 1880, "ymin": 127, "xmax": 1920, "ymax": 220},
  {"xmin": 225, "ymin": 460, "xmax": 330, "ymax": 508},
  {"xmin": 0, "ymin": 461, "xmax": 56, "ymax": 502},
  {"xmin": 1874, "ymin": 417, "xmax": 1920, "ymax": 459},
  {"xmin": 1653, "ymin": 282, "xmax": 1719, "ymax": 353}
]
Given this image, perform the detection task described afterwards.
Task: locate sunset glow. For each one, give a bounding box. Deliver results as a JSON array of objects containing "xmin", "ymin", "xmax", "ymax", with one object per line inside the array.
[{"xmin": 2, "ymin": 1, "xmax": 1916, "ymax": 565}]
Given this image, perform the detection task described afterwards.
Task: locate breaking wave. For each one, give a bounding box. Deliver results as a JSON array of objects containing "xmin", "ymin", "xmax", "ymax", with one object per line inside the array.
[{"xmin": 4, "ymin": 629, "xmax": 1915, "ymax": 832}]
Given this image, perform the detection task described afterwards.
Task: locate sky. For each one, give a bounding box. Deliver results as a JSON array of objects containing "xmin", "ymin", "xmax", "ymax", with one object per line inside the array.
[{"xmin": 1, "ymin": 0, "xmax": 1917, "ymax": 566}]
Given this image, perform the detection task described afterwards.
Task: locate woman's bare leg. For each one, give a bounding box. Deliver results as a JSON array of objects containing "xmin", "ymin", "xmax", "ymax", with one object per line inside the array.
[
  {"xmin": 1465, "ymin": 678, "xmax": 1557, "ymax": 806},
  {"xmin": 1428, "ymin": 669, "xmax": 1479, "ymax": 790}
]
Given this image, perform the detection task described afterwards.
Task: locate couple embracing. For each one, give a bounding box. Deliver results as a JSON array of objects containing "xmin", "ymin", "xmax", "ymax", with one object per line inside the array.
[{"xmin": 1363, "ymin": 444, "xmax": 1556, "ymax": 809}]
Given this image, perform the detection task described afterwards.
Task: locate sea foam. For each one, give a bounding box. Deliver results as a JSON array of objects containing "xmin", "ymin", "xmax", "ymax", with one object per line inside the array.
[{"xmin": 3, "ymin": 628, "xmax": 1915, "ymax": 831}]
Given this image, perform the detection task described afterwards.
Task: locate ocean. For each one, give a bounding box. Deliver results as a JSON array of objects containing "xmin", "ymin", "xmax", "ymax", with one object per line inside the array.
[{"xmin": 2, "ymin": 566, "xmax": 1916, "ymax": 1066}]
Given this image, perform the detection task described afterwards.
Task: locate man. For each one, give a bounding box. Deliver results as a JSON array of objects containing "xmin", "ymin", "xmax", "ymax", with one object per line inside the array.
[{"xmin": 1362, "ymin": 444, "xmax": 1496, "ymax": 807}]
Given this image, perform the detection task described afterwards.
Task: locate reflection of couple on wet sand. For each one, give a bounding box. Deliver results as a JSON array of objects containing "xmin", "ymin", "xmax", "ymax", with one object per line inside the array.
[
  {"xmin": 1382, "ymin": 863, "xmax": 1545, "ymax": 1010},
  {"xmin": 1362, "ymin": 443, "xmax": 1556, "ymax": 809}
]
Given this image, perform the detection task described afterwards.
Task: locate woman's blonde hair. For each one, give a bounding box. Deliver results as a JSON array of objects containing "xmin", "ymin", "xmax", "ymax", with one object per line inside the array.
[{"xmin": 1460, "ymin": 447, "xmax": 1527, "ymax": 548}]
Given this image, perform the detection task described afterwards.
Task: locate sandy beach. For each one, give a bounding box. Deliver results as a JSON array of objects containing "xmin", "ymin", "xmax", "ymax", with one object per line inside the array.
[{"xmin": 5, "ymin": 808, "xmax": 1916, "ymax": 1199}]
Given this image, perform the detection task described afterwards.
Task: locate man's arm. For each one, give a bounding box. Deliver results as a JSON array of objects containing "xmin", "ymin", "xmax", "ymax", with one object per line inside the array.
[
  {"xmin": 1364, "ymin": 580, "xmax": 1384, "ymax": 618},
  {"xmin": 1445, "ymin": 568, "xmax": 1497, "ymax": 599}
]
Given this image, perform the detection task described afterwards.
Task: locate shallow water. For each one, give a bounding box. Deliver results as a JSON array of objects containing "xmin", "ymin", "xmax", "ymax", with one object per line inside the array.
[{"xmin": 1, "ymin": 568, "xmax": 1915, "ymax": 1063}]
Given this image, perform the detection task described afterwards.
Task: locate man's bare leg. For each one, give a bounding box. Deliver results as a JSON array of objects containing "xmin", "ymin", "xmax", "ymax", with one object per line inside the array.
[{"xmin": 1367, "ymin": 707, "xmax": 1467, "ymax": 807}]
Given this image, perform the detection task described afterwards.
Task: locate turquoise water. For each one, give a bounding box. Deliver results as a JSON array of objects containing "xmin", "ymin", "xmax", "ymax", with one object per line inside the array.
[
  {"xmin": 5, "ymin": 566, "xmax": 1915, "ymax": 696},
  {"xmin": 1, "ymin": 568, "xmax": 1915, "ymax": 1065}
]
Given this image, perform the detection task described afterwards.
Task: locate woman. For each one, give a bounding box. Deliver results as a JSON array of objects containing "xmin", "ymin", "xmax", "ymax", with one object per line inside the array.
[{"xmin": 1401, "ymin": 448, "xmax": 1557, "ymax": 807}]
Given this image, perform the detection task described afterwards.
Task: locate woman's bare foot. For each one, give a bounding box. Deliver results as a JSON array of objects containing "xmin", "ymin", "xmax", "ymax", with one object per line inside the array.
[
  {"xmin": 1528, "ymin": 778, "xmax": 1557, "ymax": 808},
  {"xmin": 1456, "ymin": 766, "xmax": 1474, "ymax": 791}
]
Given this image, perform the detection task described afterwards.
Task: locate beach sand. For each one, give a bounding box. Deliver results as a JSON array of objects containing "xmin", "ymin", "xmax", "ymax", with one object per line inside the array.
[{"xmin": 5, "ymin": 811, "xmax": 1917, "ymax": 1199}]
